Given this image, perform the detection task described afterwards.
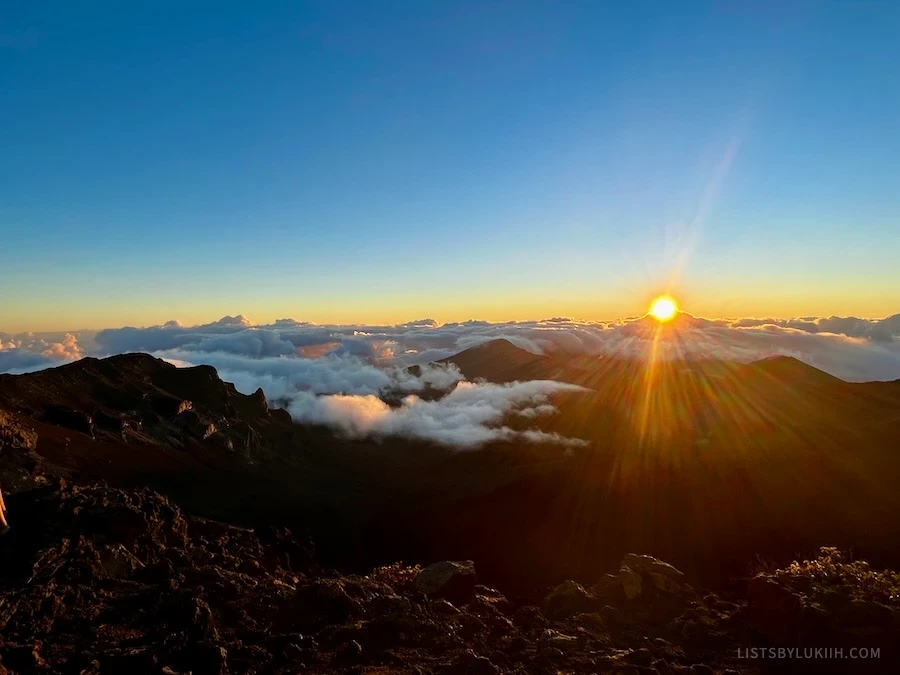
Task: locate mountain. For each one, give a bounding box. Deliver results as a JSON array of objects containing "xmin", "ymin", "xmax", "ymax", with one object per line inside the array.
[
  {"xmin": 3, "ymin": 351, "xmax": 900, "ymax": 588},
  {"xmin": 373, "ymin": 344, "xmax": 900, "ymax": 590},
  {"xmin": 2, "ymin": 351, "xmax": 900, "ymax": 671},
  {"xmin": 439, "ymin": 339, "xmax": 555, "ymax": 382}
]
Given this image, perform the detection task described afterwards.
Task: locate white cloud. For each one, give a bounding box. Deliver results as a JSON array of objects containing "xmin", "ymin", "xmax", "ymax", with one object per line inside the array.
[
  {"xmin": 286, "ymin": 380, "xmax": 589, "ymax": 449},
  {"xmin": 5, "ymin": 310, "xmax": 900, "ymax": 447},
  {"xmin": 0, "ymin": 333, "xmax": 84, "ymax": 374}
]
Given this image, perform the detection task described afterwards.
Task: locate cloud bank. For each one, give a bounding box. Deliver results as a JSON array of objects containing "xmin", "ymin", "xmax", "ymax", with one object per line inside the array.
[
  {"xmin": 3, "ymin": 311, "xmax": 900, "ymax": 447},
  {"xmin": 81, "ymin": 311, "xmax": 900, "ymax": 382},
  {"xmin": 287, "ymin": 380, "xmax": 589, "ymax": 449},
  {"xmin": 0, "ymin": 333, "xmax": 84, "ymax": 374}
]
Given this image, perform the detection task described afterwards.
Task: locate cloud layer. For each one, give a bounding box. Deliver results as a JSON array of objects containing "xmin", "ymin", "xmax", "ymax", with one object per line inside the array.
[
  {"xmin": 3, "ymin": 311, "xmax": 900, "ymax": 447},
  {"xmin": 287, "ymin": 380, "xmax": 589, "ymax": 449},
  {"xmin": 81, "ymin": 311, "xmax": 900, "ymax": 382},
  {"xmin": 0, "ymin": 332, "xmax": 84, "ymax": 374}
]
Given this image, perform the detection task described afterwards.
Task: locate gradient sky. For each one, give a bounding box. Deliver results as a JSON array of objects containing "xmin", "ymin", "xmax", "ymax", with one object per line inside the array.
[{"xmin": 2, "ymin": 1, "xmax": 899, "ymax": 332}]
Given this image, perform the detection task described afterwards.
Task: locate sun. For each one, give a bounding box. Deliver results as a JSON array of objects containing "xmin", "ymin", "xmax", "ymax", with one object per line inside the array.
[{"xmin": 648, "ymin": 295, "xmax": 678, "ymax": 322}]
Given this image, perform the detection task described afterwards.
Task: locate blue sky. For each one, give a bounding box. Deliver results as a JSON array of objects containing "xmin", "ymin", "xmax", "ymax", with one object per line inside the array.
[{"xmin": 2, "ymin": 1, "xmax": 898, "ymax": 331}]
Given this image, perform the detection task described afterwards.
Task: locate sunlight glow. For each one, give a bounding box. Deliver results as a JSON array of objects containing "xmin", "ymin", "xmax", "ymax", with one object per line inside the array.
[{"xmin": 648, "ymin": 296, "xmax": 679, "ymax": 322}]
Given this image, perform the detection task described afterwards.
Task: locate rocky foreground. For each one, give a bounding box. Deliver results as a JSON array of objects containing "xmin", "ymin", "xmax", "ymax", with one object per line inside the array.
[{"xmin": 0, "ymin": 481, "xmax": 895, "ymax": 674}]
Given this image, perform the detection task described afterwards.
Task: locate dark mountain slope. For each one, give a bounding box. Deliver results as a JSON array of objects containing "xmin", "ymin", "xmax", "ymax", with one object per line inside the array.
[
  {"xmin": 369, "ymin": 348, "xmax": 900, "ymax": 592},
  {"xmin": 439, "ymin": 339, "xmax": 554, "ymax": 382},
  {"xmin": 3, "ymin": 351, "xmax": 900, "ymax": 600}
]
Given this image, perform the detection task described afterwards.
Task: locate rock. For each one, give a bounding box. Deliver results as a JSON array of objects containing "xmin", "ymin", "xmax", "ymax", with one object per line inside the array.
[
  {"xmin": 622, "ymin": 554, "xmax": 687, "ymax": 594},
  {"xmin": 431, "ymin": 599, "xmax": 462, "ymax": 617},
  {"xmin": 539, "ymin": 629, "xmax": 578, "ymax": 648},
  {"xmin": 79, "ymin": 661, "xmax": 101, "ymax": 675},
  {"xmin": 831, "ymin": 598, "xmax": 896, "ymax": 637},
  {"xmin": 621, "ymin": 564, "xmax": 643, "ymax": 600},
  {"xmin": 414, "ymin": 560, "xmax": 476, "ymax": 606},
  {"xmin": 270, "ymin": 408, "xmax": 292, "ymax": 425},
  {"xmin": 572, "ymin": 612, "xmax": 610, "ymax": 639},
  {"xmin": 266, "ymin": 632, "xmax": 318, "ymax": 652},
  {"xmin": 336, "ymin": 639, "xmax": 362, "ymax": 662},
  {"xmin": 619, "ymin": 667, "xmax": 661, "ymax": 675},
  {"xmin": 453, "ymin": 649, "xmax": 500, "ymax": 674},
  {"xmin": 250, "ymin": 388, "xmax": 269, "ymax": 413},
  {"xmin": 537, "ymin": 646, "xmax": 564, "ymax": 664},
  {"xmin": 591, "ymin": 573, "xmax": 626, "ymax": 603},
  {"xmin": 186, "ymin": 598, "xmax": 219, "ymax": 642},
  {"xmin": 652, "ymin": 659, "xmax": 674, "ymax": 675},
  {"xmin": 690, "ymin": 664, "xmax": 714, "ymax": 675},
  {"xmin": 174, "ymin": 409, "xmax": 217, "ymax": 440},
  {"xmin": 0, "ymin": 409, "xmax": 38, "ymax": 450},
  {"xmin": 746, "ymin": 576, "xmax": 805, "ymax": 644},
  {"xmin": 627, "ymin": 647, "xmax": 653, "ymax": 665},
  {"xmin": 255, "ymin": 525, "xmax": 315, "ymax": 572},
  {"xmin": 3, "ymin": 643, "xmax": 48, "ymax": 671},
  {"xmin": 99, "ymin": 647, "xmax": 158, "ymax": 672},
  {"xmin": 97, "ymin": 543, "xmax": 144, "ymax": 578},
  {"xmin": 620, "ymin": 554, "xmax": 690, "ymax": 601},
  {"xmin": 545, "ymin": 580, "xmax": 599, "ymax": 618},
  {"xmin": 93, "ymin": 410, "xmax": 131, "ymax": 438},
  {"xmin": 456, "ymin": 613, "xmax": 487, "ymax": 640},
  {"xmin": 369, "ymin": 593, "xmax": 413, "ymax": 616},
  {"xmin": 513, "ymin": 605, "xmax": 547, "ymax": 629},
  {"xmin": 474, "ymin": 585, "xmax": 512, "ymax": 614},
  {"xmin": 296, "ymin": 579, "xmax": 360, "ymax": 624},
  {"xmin": 77, "ymin": 486, "xmax": 190, "ymax": 550},
  {"xmin": 181, "ymin": 642, "xmax": 227, "ymax": 675}
]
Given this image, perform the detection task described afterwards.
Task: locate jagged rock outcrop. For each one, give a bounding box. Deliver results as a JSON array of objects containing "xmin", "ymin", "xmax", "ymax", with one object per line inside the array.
[{"xmin": 0, "ymin": 353, "xmax": 295, "ymax": 466}]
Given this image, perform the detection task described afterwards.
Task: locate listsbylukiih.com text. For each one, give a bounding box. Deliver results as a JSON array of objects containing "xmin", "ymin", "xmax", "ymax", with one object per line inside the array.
[{"xmin": 738, "ymin": 647, "xmax": 880, "ymax": 660}]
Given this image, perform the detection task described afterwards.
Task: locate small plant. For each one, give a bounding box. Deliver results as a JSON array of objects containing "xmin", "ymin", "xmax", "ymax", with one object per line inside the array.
[
  {"xmin": 773, "ymin": 547, "xmax": 900, "ymax": 605},
  {"xmin": 369, "ymin": 562, "xmax": 422, "ymax": 594}
]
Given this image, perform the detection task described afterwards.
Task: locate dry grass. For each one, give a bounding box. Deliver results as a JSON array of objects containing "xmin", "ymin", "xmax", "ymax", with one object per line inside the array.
[
  {"xmin": 773, "ymin": 546, "xmax": 900, "ymax": 605},
  {"xmin": 369, "ymin": 562, "xmax": 422, "ymax": 594}
]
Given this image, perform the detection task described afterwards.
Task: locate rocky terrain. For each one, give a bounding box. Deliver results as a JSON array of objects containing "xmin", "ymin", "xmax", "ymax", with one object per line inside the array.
[
  {"xmin": 0, "ymin": 479, "xmax": 894, "ymax": 674},
  {"xmin": 1, "ymin": 352, "xmax": 899, "ymax": 673}
]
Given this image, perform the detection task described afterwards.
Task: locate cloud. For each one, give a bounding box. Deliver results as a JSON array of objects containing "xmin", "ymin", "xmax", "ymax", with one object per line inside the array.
[
  {"xmin": 0, "ymin": 333, "xmax": 84, "ymax": 374},
  {"xmin": 41, "ymin": 333, "xmax": 83, "ymax": 360},
  {"xmin": 601, "ymin": 319, "xmax": 900, "ymax": 382},
  {"xmin": 140, "ymin": 344, "xmax": 586, "ymax": 449},
  {"xmin": 728, "ymin": 314, "xmax": 900, "ymax": 343},
  {"xmin": 13, "ymin": 310, "xmax": 900, "ymax": 383},
  {"xmin": 5, "ymin": 310, "xmax": 900, "ymax": 447},
  {"xmin": 148, "ymin": 350, "xmax": 463, "ymax": 399},
  {"xmin": 286, "ymin": 380, "xmax": 590, "ymax": 449}
]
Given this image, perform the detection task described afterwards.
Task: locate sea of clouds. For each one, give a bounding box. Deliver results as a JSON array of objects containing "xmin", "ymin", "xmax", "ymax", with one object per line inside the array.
[{"xmin": 3, "ymin": 312, "xmax": 900, "ymax": 447}]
